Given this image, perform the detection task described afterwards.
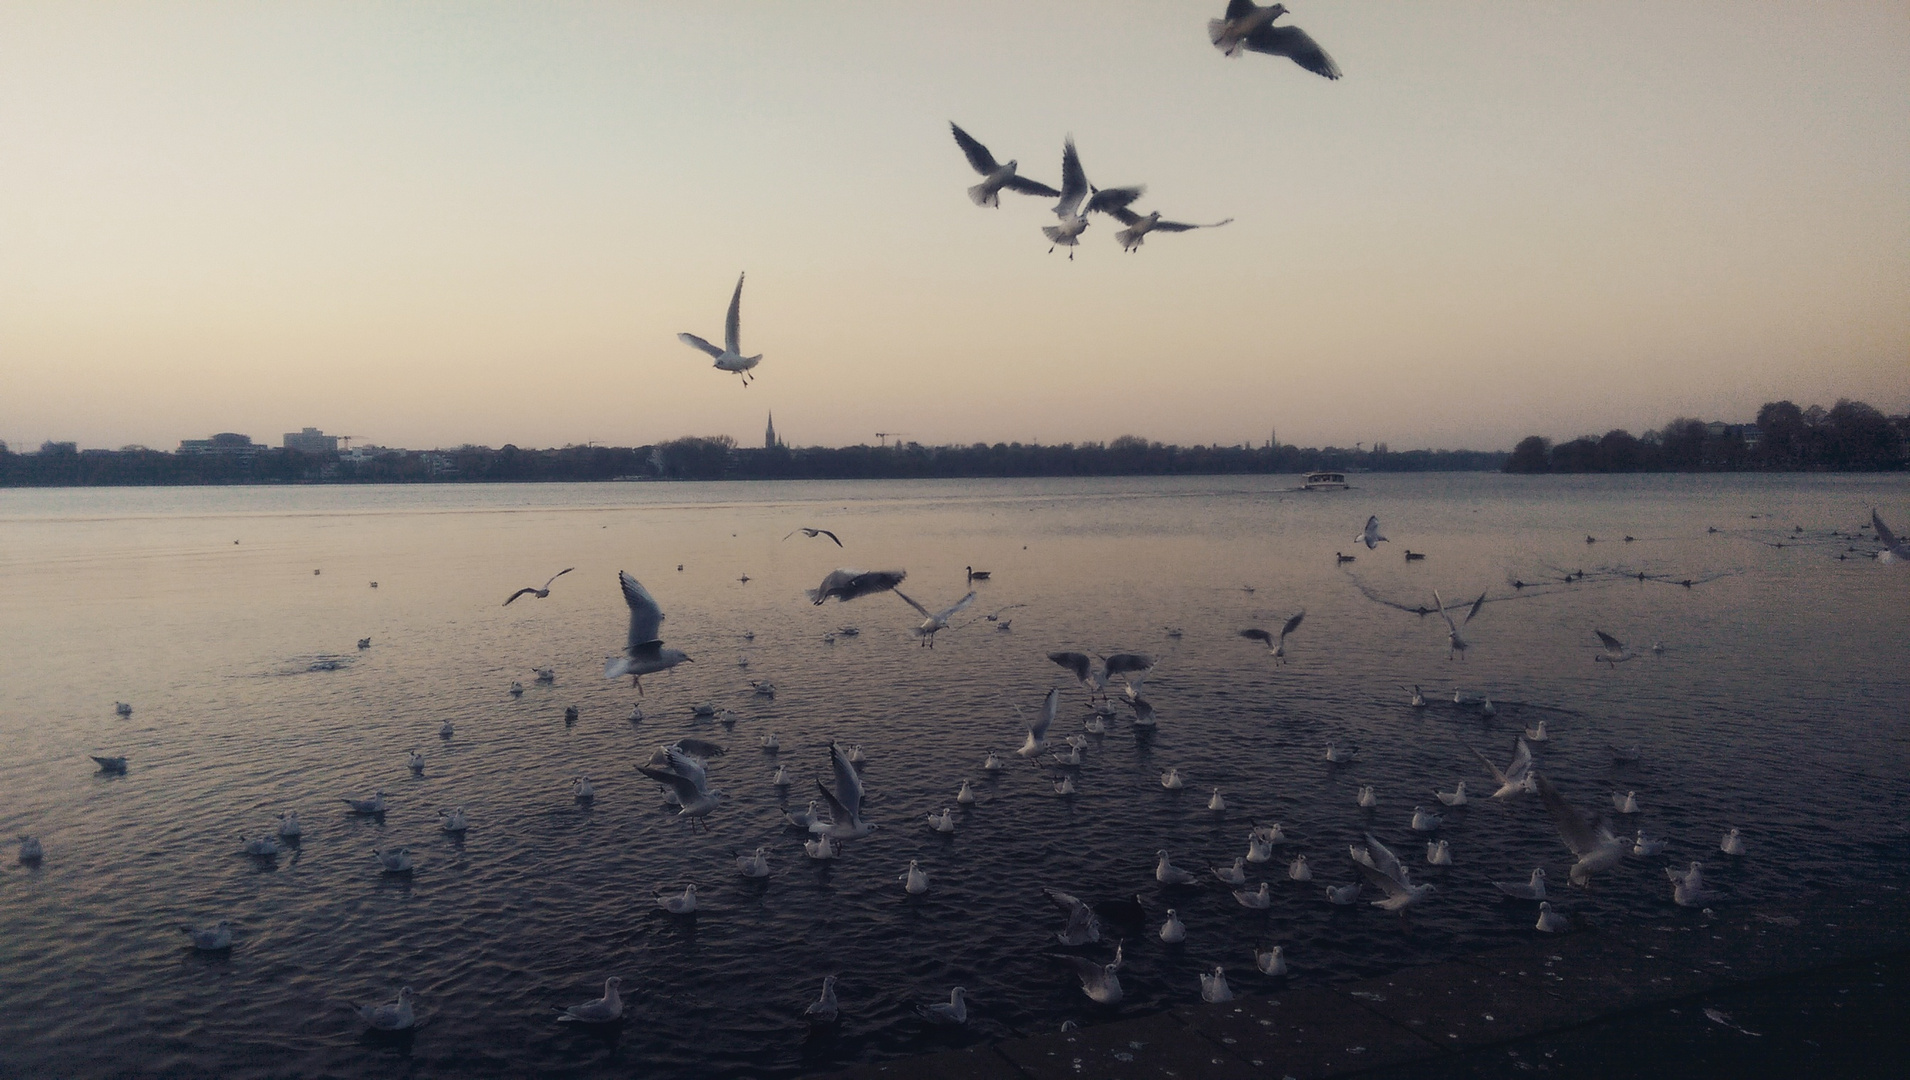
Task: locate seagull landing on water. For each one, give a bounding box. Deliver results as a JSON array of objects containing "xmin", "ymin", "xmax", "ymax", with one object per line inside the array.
[
  {"xmin": 891, "ymin": 587, "xmax": 976, "ymax": 647},
  {"xmin": 1111, "ymin": 208, "xmax": 1233, "ymax": 252},
  {"xmin": 1468, "ymin": 737, "xmax": 1535, "ymax": 799},
  {"xmin": 1594, "ymin": 630, "xmax": 1636, "ymax": 667},
  {"xmin": 1052, "ymin": 942, "xmax": 1124, "ymax": 1004},
  {"xmin": 949, "ymin": 123, "xmax": 1060, "ymax": 208},
  {"xmin": 1042, "ymin": 137, "xmax": 1144, "ymax": 260},
  {"xmin": 504, "ymin": 568, "xmax": 574, "ymax": 606},
  {"xmin": 811, "ymin": 741, "xmax": 877, "ymax": 839},
  {"xmin": 1433, "ymin": 588, "xmax": 1487, "ymax": 661},
  {"xmin": 677, "ymin": 272, "xmax": 761, "ymax": 386},
  {"xmin": 1870, "ymin": 510, "xmax": 1910, "ymax": 563},
  {"xmin": 1018, "ymin": 688, "xmax": 1060, "ymax": 757},
  {"xmin": 1535, "ymin": 775, "xmax": 1628, "ymax": 887},
  {"xmin": 604, "ymin": 572, "xmax": 692, "ymax": 694},
  {"xmin": 1240, "ymin": 611, "xmax": 1305, "ymax": 664}
]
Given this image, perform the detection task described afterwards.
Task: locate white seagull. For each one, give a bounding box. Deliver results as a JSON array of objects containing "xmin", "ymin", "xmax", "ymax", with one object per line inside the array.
[
  {"xmin": 373, "ymin": 847, "xmax": 413, "ymax": 873},
  {"xmin": 1494, "ymin": 869, "xmax": 1548, "ymax": 900},
  {"xmin": 1044, "ymin": 887, "xmax": 1103, "ymax": 946},
  {"xmin": 1594, "ymin": 630, "xmax": 1636, "ymax": 667},
  {"xmin": 677, "ymin": 272, "xmax": 761, "ymax": 386},
  {"xmin": 922, "ymin": 987, "xmax": 968, "ymax": 1024},
  {"xmin": 891, "ymin": 587, "xmax": 976, "ymax": 647},
  {"xmin": 554, "ymin": 976, "xmax": 623, "ymax": 1023},
  {"xmin": 277, "ymin": 811, "xmax": 303, "ymax": 838},
  {"xmin": 1325, "ymin": 883, "xmax": 1362, "ymax": 905},
  {"xmin": 805, "ymin": 976, "xmax": 840, "ymax": 1022},
  {"xmin": 183, "ymin": 921, "xmax": 232, "ymax": 951},
  {"xmin": 1238, "ymin": 3, "xmax": 1342, "ymax": 79},
  {"xmin": 1160, "ymin": 909, "xmax": 1187, "ymax": 943},
  {"xmin": 956, "ymin": 781, "xmax": 976, "ymax": 805},
  {"xmin": 1352, "ymin": 833, "xmax": 1435, "ymax": 913},
  {"xmin": 899, "ymin": 859, "xmax": 930, "ymax": 895},
  {"xmin": 504, "ymin": 568, "xmax": 575, "ymax": 606},
  {"xmin": 1435, "ymin": 782, "xmax": 1468, "ymax": 807},
  {"xmin": 1256, "ymin": 946, "xmax": 1289, "ymax": 976},
  {"xmin": 949, "ymin": 122, "xmax": 1061, "ymax": 208},
  {"xmin": 1213, "ymin": 857, "xmax": 1248, "ymax": 885},
  {"xmin": 1041, "ymin": 137, "xmax": 1144, "ymax": 260},
  {"xmin": 811, "ymin": 741, "xmax": 876, "ymax": 838},
  {"xmin": 1612, "ymin": 791, "xmax": 1640, "ymax": 814},
  {"xmin": 1667, "ymin": 861, "xmax": 1714, "ymax": 907},
  {"xmin": 1110, "ymin": 207, "xmax": 1234, "ymax": 253},
  {"xmin": 1410, "ymin": 806, "xmax": 1443, "ymax": 832},
  {"xmin": 439, "ymin": 807, "xmax": 468, "ymax": 833},
  {"xmin": 1633, "ymin": 830, "xmax": 1666, "ymax": 857},
  {"xmin": 1354, "ymin": 515, "xmax": 1388, "ymax": 549},
  {"xmin": 360, "ymin": 987, "xmax": 417, "ymax": 1031},
  {"xmin": 803, "ymin": 834, "xmax": 839, "ymax": 860},
  {"xmin": 1535, "ymin": 775, "xmax": 1628, "ymax": 886},
  {"xmin": 604, "ymin": 572, "xmax": 693, "ymax": 694},
  {"xmin": 1234, "ymin": 882, "xmax": 1273, "ymax": 909},
  {"xmin": 1720, "ymin": 828, "xmax": 1747, "ymax": 855},
  {"xmin": 1535, "ymin": 902, "xmax": 1570, "ymax": 933},
  {"xmin": 1054, "ymin": 943, "xmax": 1124, "ymax": 1004},
  {"xmin": 1288, "ymin": 854, "xmax": 1312, "ymax": 881},
  {"xmin": 1426, "ymin": 840, "xmax": 1453, "ymax": 866},
  {"xmin": 1240, "ymin": 611, "xmax": 1305, "ymax": 664},
  {"xmin": 655, "ymin": 883, "xmax": 698, "ymax": 914},
  {"xmin": 1469, "ymin": 738, "xmax": 1536, "ymax": 799},
  {"xmin": 736, "ymin": 846, "xmax": 771, "ymax": 877},
  {"xmin": 1434, "ymin": 588, "xmax": 1487, "ymax": 660},
  {"xmin": 1200, "ymin": 966, "xmax": 1235, "ymax": 1003},
  {"xmin": 639, "ymin": 744, "xmax": 725, "ymax": 823},
  {"xmin": 1525, "ymin": 720, "xmax": 1549, "ymax": 742},
  {"xmin": 1019, "ymin": 688, "xmax": 1059, "ymax": 757},
  {"xmin": 1871, "ymin": 510, "xmax": 1910, "ymax": 562},
  {"xmin": 1156, "ymin": 849, "xmax": 1198, "ymax": 885},
  {"xmin": 927, "ymin": 808, "xmax": 956, "ymax": 834},
  {"xmin": 342, "ymin": 792, "xmax": 387, "ymax": 814}
]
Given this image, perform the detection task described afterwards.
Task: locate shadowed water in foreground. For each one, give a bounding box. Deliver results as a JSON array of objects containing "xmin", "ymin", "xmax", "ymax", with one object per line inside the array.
[{"xmin": 1, "ymin": 473, "xmax": 1905, "ymax": 1078}]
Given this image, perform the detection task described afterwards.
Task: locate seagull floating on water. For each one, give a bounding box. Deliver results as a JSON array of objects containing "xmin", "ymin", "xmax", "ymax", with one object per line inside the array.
[
  {"xmin": 956, "ymin": 780, "xmax": 976, "ymax": 805},
  {"xmin": 1053, "ymin": 775, "xmax": 1077, "ymax": 795},
  {"xmin": 1288, "ymin": 854, "xmax": 1312, "ymax": 881},
  {"xmin": 1720, "ymin": 827, "xmax": 1746, "ymax": 855},
  {"xmin": 1200, "ymin": 966, "xmax": 1235, "ymax": 1003},
  {"xmin": 1255, "ymin": 945, "xmax": 1288, "ymax": 976},
  {"xmin": 1435, "ymin": 782, "xmax": 1468, "ymax": 807},
  {"xmin": 1160, "ymin": 909, "xmax": 1186, "ymax": 943},
  {"xmin": 982, "ymin": 752, "xmax": 1005, "ymax": 772},
  {"xmin": 678, "ymin": 272, "xmax": 761, "ymax": 386},
  {"xmin": 1494, "ymin": 868, "xmax": 1547, "ymax": 900},
  {"xmin": 91, "ymin": 755, "xmax": 128, "ymax": 774},
  {"xmin": 439, "ymin": 719, "xmax": 454, "ymax": 738},
  {"xmin": 604, "ymin": 572, "xmax": 693, "ymax": 694},
  {"xmin": 1234, "ymin": 882, "xmax": 1273, "ymax": 909},
  {"xmin": 771, "ymin": 765, "xmax": 791, "ymax": 787},
  {"xmin": 804, "ymin": 976, "xmax": 839, "ymax": 1022},
  {"xmin": 115, "ymin": 702, "xmax": 132, "ymax": 716},
  {"xmin": 1426, "ymin": 840, "xmax": 1452, "ymax": 865},
  {"xmin": 19, "ymin": 835, "xmax": 44, "ymax": 864},
  {"xmin": 1156, "ymin": 849, "xmax": 1198, "ymax": 885},
  {"xmin": 359, "ymin": 987, "xmax": 416, "ymax": 1031},
  {"xmin": 1632, "ymin": 830, "xmax": 1665, "ymax": 856},
  {"xmin": 509, "ymin": 681, "xmax": 524, "ymax": 696},
  {"xmin": 1323, "ymin": 742, "xmax": 1356, "ymax": 763},
  {"xmin": 276, "ymin": 811, "xmax": 302, "ymax": 838},
  {"xmin": 1246, "ymin": 832, "xmax": 1274, "ymax": 864},
  {"xmin": 554, "ymin": 977, "xmax": 623, "ymax": 1024},
  {"xmin": 655, "ymin": 884, "xmax": 698, "ymax": 914},
  {"xmin": 1161, "ymin": 768, "xmax": 1185, "ymax": 790},
  {"xmin": 373, "ymin": 847, "xmax": 413, "ymax": 873},
  {"xmin": 1535, "ymin": 902, "xmax": 1569, "ymax": 932},
  {"xmin": 1667, "ymin": 861, "xmax": 1714, "ymax": 907},
  {"xmin": 922, "ymin": 987, "xmax": 968, "ymax": 1024},
  {"xmin": 1409, "ymin": 685, "xmax": 1426, "ymax": 708},
  {"xmin": 1525, "ymin": 720, "xmax": 1549, "ymax": 742},
  {"xmin": 1213, "ymin": 857, "xmax": 1248, "ymax": 885},
  {"xmin": 1612, "ymin": 791, "xmax": 1639, "ymax": 814},
  {"xmin": 572, "ymin": 776, "xmax": 595, "ymax": 803},
  {"xmin": 343, "ymin": 792, "xmax": 387, "ymax": 814},
  {"xmin": 183, "ymin": 921, "xmax": 232, "ymax": 951},
  {"xmin": 927, "ymin": 808, "xmax": 956, "ymax": 834},
  {"xmin": 1356, "ymin": 785, "xmax": 1378, "ymax": 808},
  {"xmin": 241, "ymin": 834, "xmax": 280, "ymax": 857},
  {"xmin": 803, "ymin": 834, "xmax": 839, "ymax": 860},
  {"xmin": 899, "ymin": 859, "xmax": 930, "ymax": 895},
  {"xmin": 1411, "ymin": 806, "xmax": 1443, "ymax": 832},
  {"xmin": 407, "ymin": 751, "xmax": 425, "ymax": 776},
  {"xmin": 1325, "ymin": 883, "xmax": 1362, "ymax": 905}
]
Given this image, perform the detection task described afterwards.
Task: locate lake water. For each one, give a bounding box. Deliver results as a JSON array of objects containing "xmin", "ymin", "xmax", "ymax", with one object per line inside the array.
[{"xmin": 2, "ymin": 473, "xmax": 1907, "ymax": 1078}]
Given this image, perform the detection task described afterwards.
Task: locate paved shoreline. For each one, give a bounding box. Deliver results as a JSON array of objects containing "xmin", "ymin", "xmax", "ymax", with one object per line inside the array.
[{"xmin": 810, "ymin": 888, "xmax": 1910, "ymax": 1079}]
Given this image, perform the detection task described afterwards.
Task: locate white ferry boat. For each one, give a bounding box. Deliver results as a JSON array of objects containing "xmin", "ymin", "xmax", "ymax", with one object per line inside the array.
[{"xmin": 1303, "ymin": 471, "xmax": 1348, "ymax": 491}]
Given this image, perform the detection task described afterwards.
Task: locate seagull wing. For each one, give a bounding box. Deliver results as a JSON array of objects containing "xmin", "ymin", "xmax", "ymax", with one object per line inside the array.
[
  {"xmin": 828, "ymin": 740, "xmax": 863, "ymax": 819},
  {"xmin": 1535, "ymin": 774, "xmax": 1607, "ymax": 858},
  {"xmin": 678, "ymin": 332, "xmax": 724, "ymax": 359},
  {"xmin": 1362, "ymin": 832, "xmax": 1407, "ymax": 884},
  {"xmin": 1224, "ymin": 0, "xmax": 1259, "ymax": 20},
  {"xmin": 1002, "ymin": 174, "xmax": 1061, "ymax": 198},
  {"xmin": 1595, "ymin": 629, "xmax": 1626, "ymax": 655},
  {"xmin": 724, "ymin": 272, "xmax": 745, "ymax": 356},
  {"xmin": 1152, "ymin": 217, "xmax": 1233, "ymax": 232},
  {"xmin": 1464, "ymin": 741, "xmax": 1510, "ymax": 786},
  {"xmin": 1243, "ymin": 22, "xmax": 1342, "ymax": 79},
  {"xmin": 935, "ymin": 591, "xmax": 978, "ymax": 621},
  {"xmin": 1433, "ymin": 589, "xmax": 1460, "ymax": 635},
  {"xmin": 817, "ymin": 529, "xmax": 843, "ymax": 547},
  {"xmin": 621, "ymin": 571, "xmax": 664, "ymax": 648},
  {"xmin": 1873, "ymin": 510, "xmax": 1900, "ymax": 550},
  {"xmin": 1049, "ymin": 651, "xmax": 1093, "ymax": 682},
  {"xmin": 1103, "ymin": 653, "xmax": 1156, "ymax": 677},
  {"xmin": 503, "ymin": 587, "xmax": 538, "ymax": 606},
  {"xmin": 891, "ymin": 588, "xmax": 934, "ymax": 619},
  {"xmin": 1354, "ymin": 856, "xmax": 1411, "ymax": 899},
  {"xmin": 638, "ymin": 764, "xmax": 703, "ymax": 805},
  {"xmin": 1109, "ymin": 206, "xmax": 1142, "ymax": 226},
  {"xmin": 1085, "ymin": 185, "xmax": 1146, "ymax": 216},
  {"xmin": 1505, "ymin": 738, "xmax": 1533, "ymax": 785},
  {"xmin": 1280, "ymin": 609, "xmax": 1306, "ymax": 640},
  {"xmin": 1054, "ymin": 137, "xmax": 1087, "ymax": 216},
  {"xmin": 543, "ymin": 567, "xmax": 576, "ymax": 590},
  {"xmin": 1463, "ymin": 591, "xmax": 1487, "ymax": 624},
  {"xmin": 949, "ymin": 122, "xmax": 1001, "ymax": 175},
  {"xmin": 1030, "ymin": 688, "xmax": 1058, "ymax": 741},
  {"xmin": 1239, "ymin": 628, "xmax": 1274, "ymax": 645}
]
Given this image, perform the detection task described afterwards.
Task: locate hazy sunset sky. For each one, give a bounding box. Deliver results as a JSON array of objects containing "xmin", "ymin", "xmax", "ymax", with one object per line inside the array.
[{"xmin": 2, "ymin": 2, "xmax": 1906, "ymax": 453}]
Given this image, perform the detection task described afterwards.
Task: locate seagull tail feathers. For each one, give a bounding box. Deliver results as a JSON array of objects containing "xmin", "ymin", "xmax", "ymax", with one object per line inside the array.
[
  {"xmin": 967, "ymin": 181, "xmax": 998, "ymax": 208},
  {"xmin": 604, "ymin": 656, "xmax": 630, "ymax": 680}
]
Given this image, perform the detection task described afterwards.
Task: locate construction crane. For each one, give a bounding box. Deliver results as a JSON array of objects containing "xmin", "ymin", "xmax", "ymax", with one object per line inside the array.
[{"xmin": 875, "ymin": 432, "xmax": 908, "ymax": 448}]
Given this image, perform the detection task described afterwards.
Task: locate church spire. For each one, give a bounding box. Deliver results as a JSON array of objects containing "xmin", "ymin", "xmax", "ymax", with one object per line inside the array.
[{"xmin": 765, "ymin": 410, "xmax": 779, "ymax": 449}]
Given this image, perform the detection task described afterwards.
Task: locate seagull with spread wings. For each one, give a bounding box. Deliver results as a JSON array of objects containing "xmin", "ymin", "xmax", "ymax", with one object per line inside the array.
[
  {"xmin": 1209, "ymin": 0, "xmax": 1288, "ymax": 56},
  {"xmin": 1042, "ymin": 138, "xmax": 1145, "ymax": 260},
  {"xmin": 1432, "ymin": 588, "xmax": 1486, "ymax": 660},
  {"xmin": 677, "ymin": 272, "xmax": 761, "ymax": 386},
  {"xmin": 603, "ymin": 572, "xmax": 693, "ymax": 693},
  {"xmin": 1238, "ymin": 3, "xmax": 1342, "ymax": 79},
  {"xmin": 1872, "ymin": 510, "xmax": 1910, "ymax": 563},
  {"xmin": 1468, "ymin": 737, "xmax": 1536, "ymax": 798},
  {"xmin": 1110, "ymin": 208, "xmax": 1233, "ymax": 252},
  {"xmin": 811, "ymin": 741, "xmax": 877, "ymax": 839},
  {"xmin": 1240, "ymin": 611, "xmax": 1305, "ymax": 664},
  {"xmin": 1534, "ymin": 774, "xmax": 1628, "ymax": 886},
  {"xmin": 807, "ymin": 568, "xmax": 906, "ymax": 604},
  {"xmin": 949, "ymin": 122, "xmax": 1060, "ymax": 208},
  {"xmin": 1593, "ymin": 630, "xmax": 1636, "ymax": 667},
  {"xmin": 783, "ymin": 527, "xmax": 843, "ymax": 547},
  {"xmin": 503, "ymin": 567, "xmax": 574, "ymax": 606},
  {"xmin": 892, "ymin": 587, "xmax": 976, "ymax": 647}
]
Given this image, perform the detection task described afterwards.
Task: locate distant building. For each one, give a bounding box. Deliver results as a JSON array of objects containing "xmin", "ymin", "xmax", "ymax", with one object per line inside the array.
[
  {"xmin": 177, "ymin": 433, "xmax": 259, "ymax": 460},
  {"xmin": 283, "ymin": 427, "xmax": 340, "ymax": 454},
  {"xmin": 37, "ymin": 440, "xmax": 78, "ymax": 455},
  {"xmin": 765, "ymin": 411, "xmax": 784, "ymax": 450}
]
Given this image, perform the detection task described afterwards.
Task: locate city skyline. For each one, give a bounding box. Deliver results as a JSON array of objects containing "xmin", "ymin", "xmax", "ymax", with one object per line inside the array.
[{"xmin": 3, "ymin": 3, "xmax": 1906, "ymax": 453}]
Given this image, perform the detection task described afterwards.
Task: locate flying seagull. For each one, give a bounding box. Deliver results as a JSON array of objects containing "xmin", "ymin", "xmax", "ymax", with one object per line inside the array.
[
  {"xmin": 1043, "ymin": 137, "xmax": 1144, "ymax": 259},
  {"xmin": 603, "ymin": 572, "xmax": 693, "ymax": 693},
  {"xmin": 784, "ymin": 527, "xmax": 843, "ymax": 547},
  {"xmin": 892, "ymin": 588, "xmax": 977, "ymax": 647},
  {"xmin": 807, "ymin": 568, "xmax": 906, "ymax": 605},
  {"xmin": 1354, "ymin": 515, "xmax": 1388, "ymax": 549},
  {"xmin": 1872, "ymin": 510, "xmax": 1909, "ymax": 563},
  {"xmin": 1241, "ymin": 4, "xmax": 1342, "ymax": 79},
  {"xmin": 677, "ymin": 272, "xmax": 761, "ymax": 386},
  {"xmin": 949, "ymin": 122, "xmax": 1060, "ymax": 207},
  {"xmin": 1110, "ymin": 208, "xmax": 1234, "ymax": 252},
  {"xmin": 1240, "ymin": 610, "xmax": 1305, "ymax": 663},
  {"xmin": 1593, "ymin": 630, "xmax": 1636, "ymax": 666},
  {"xmin": 1467, "ymin": 737, "xmax": 1536, "ymax": 798},
  {"xmin": 503, "ymin": 567, "xmax": 575, "ymax": 606},
  {"xmin": 1534, "ymin": 774, "xmax": 1628, "ymax": 887},
  {"xmin": 812, "ymin": 741, "xmax": 876, "ymax": 839},
  {"xmin": 1432, "ymin": 588, "xmax": 1486, "ymax": 660},
  {"xmin": 1209, "ymin": 0, "xmax": 1288, "ymax": 56}
]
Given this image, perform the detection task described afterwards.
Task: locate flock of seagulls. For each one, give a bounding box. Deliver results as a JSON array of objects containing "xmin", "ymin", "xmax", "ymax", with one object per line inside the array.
[{"xmin": 33, "ymin": 486, "xmax": 1905, "ymax": 1040}]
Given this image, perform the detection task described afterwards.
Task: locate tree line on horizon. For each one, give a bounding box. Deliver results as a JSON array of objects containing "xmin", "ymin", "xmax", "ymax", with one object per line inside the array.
[
  {"xmin": 1504, "ymin": 400, "xmax": 1907, "ymax": 474},
  {"xmin": 0, "ymin": 435, "xmax": 1504, "ymax": 486}
]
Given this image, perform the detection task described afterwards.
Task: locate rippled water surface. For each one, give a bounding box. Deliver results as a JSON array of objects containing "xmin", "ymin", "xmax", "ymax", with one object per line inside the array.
[{"xmin": 3, "ymin": 474, "xmax": 1908, "ymax": 1078}]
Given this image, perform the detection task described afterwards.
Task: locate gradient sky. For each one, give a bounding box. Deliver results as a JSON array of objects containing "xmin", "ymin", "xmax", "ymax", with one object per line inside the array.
[{"xmin": 3, "ymin": 1, "xmax": 1906, "ymax": 454}]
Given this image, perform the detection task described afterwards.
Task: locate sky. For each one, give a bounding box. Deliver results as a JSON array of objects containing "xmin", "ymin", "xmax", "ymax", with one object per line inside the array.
[{"xmin": 2, "ymin": 1, "xmax": 1906, "ymax": 454}]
